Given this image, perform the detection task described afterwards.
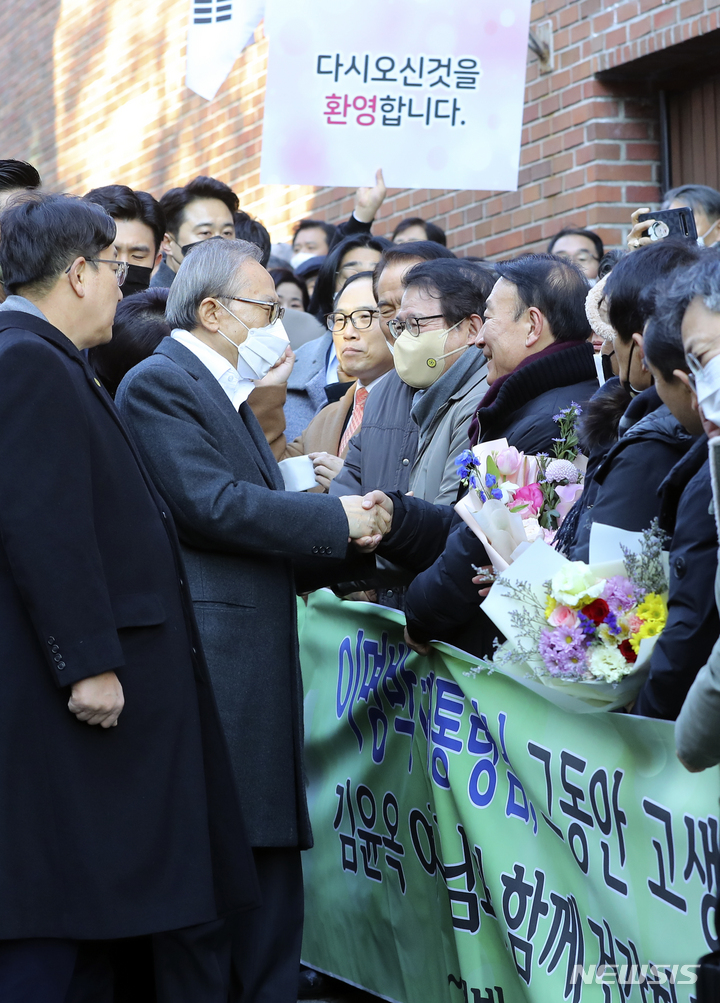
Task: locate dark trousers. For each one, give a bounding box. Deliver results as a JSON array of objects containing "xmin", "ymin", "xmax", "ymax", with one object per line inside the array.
[
  {"xmin": 0, "ymin": 939, "xmax": 77, "ymax": 1003},
  {"xmin": 152, "ymin": 847, "xmax": 303, "ymax": 1003},
  {"xmin": 230, "ymin": 846, "xmax": 304, "ymax": 1003}
]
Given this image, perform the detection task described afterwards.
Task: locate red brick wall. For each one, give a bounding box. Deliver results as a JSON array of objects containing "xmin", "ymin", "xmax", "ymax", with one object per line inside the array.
[{"xmin": 0, "ymin": 0, "xmax": 718, "ymax": 258}]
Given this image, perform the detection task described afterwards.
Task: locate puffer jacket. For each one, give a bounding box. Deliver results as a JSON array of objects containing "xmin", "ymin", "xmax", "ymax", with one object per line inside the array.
[
  {"xmin": 633, "ymin": 436, "xmax": 718, "ymax": 720},
  {"xmin": 570, "ymin": 402, "xmax": 697, "ymax": 563}
]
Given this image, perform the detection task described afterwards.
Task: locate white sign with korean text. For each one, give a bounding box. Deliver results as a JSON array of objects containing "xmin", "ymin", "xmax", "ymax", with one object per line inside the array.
[{"xmin": 260, "ymin": 0, "xmax": 532, "ymax": 191}]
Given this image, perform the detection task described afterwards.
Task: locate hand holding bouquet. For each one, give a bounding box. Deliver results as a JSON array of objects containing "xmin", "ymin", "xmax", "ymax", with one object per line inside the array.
[
  {"xmin": 479, "ymin": 522, "xmax": 669, "ymax": 710},
  {"xmin": 454, "ymin": 404, "xmax": 585, "ymax": 570}
]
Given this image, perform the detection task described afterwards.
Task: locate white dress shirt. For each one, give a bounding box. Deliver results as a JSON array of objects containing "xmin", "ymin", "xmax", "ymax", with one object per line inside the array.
[{"xmin": 171, "ymin": 329, "xmax": 255, "ymax": 410}]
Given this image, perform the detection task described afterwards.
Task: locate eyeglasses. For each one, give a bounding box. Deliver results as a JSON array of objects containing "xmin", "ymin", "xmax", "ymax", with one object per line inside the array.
[
  {"xmin": 554, "ymin": 252, "xmax": 599, "ymax": 267},
  {"xmin": 686, "ymin": 351, "xmax": 703, "ymax": 391},
  {"xmin": 226, "ymin": 296, "xmax": 285, "ymax": 325},
  {"xmin": 65, "ymin": 258, "xmax": 128, "ymax": 286},
  {"xmin": 388, "ymin": 314, "xmax": 445, "ymax": 339},
  {"xmin": 327, "ymin": 308, "xmax": 380, "ymax": 333}
]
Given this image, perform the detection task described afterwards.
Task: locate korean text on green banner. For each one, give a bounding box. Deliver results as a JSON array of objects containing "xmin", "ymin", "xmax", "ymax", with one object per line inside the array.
[{"xmin": 300, "ymin": 590, "xmax": 719, "ymax": 1003}]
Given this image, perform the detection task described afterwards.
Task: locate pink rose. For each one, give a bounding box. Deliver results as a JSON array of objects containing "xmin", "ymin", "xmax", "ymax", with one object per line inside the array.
[
  {"xmin": 495, "ymin": 446, "xmax": 523, "ymax": 478},
  {"xmin": 548, "ymin": 605, "xmax": 579, "ymax": 629},
  {"xmin": 555, "ymin": 483, "xmax": 583, "ymax": 522},
  {"xmin": 513, "ymin": 483, "xmax": 544, "ymax": 516}
]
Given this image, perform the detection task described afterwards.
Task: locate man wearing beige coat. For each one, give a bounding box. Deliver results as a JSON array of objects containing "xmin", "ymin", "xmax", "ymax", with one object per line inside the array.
[{"xmin": 258, "ymin": 270, "xmax": 394, "ymax": 488}]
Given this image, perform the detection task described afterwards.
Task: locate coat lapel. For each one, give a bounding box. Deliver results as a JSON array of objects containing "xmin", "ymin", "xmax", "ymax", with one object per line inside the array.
[{"xmin": 156, "ymin": 337, "xmax": 282, "ymax": 491}]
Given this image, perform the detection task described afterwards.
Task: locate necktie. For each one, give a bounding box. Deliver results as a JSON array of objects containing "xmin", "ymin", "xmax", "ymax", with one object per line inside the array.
[{"xmin": 339, "ymin": 387, "xmax": 369, "ymax": 456}]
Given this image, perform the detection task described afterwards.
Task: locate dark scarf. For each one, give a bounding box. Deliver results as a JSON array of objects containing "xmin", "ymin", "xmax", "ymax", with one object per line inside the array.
[{"xmin": 468, "ymin": 340, "xmax": 595, "ymax": 446}]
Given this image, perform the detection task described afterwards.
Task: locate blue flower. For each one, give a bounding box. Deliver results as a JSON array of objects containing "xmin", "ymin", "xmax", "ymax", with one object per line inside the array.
[
  {"xmin": 491, "ymin": 489, "xmax": 503, "ymax": 500},
  {"xmin": 455, "ymin": 449, "xmax": 477, "ymax": 480},
  {"xmin": 485, "ymin": 472, "xmax": 497, "ymax": 488}
]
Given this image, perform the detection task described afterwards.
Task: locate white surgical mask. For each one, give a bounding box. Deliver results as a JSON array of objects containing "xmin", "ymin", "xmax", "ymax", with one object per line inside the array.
[
  {"xmin": 698, "ymin": 222, "xmax": 719, "ymax": 247},
  {"xmin": 290, "ymin": 251, "xmax": 315, "ymax": 270},
  {"xmin": 692, "ymin": 353, "xmax": 720, "ymax": 425},
  {"xmin": 392, "ymin": 320, "xmax": 465, "ymax": 389},
  {"xmin": 216, "ymin": 302, "xmax": 289, "ymax": 381}
]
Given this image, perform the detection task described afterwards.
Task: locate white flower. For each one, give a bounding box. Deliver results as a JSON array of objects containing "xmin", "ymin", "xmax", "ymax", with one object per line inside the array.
[
  {"xmin": 588, "ymin": 644, "xmax": 629, "ymax": 683},
  {"xmin": 522, "ymin": 517, "xmax": 543, "ymax": 543},
  {"xmin": 545, "ymin": 459, "xmax": 579, "ymax": 484},
  {"xmin": 551, "ymin": 563, "xmax": 605, "ymax": 606}
]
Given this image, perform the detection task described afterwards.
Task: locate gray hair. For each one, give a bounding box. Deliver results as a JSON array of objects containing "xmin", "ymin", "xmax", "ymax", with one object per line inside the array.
[
  {"xmin": 654, "ymin": 249, "xmax": 720, "ymax": 339},
  {"xmin": 165, "ymin": 237, "xmax": 262, "ymax": 331},
  {"xmin": 662, "ymin": 184, "xmax": 720, "ymax": 223}
]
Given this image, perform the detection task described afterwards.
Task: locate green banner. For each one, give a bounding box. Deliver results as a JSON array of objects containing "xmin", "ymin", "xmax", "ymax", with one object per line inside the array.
[{"xmin": 299, "ymin": 590, "xmax": 720, "ymax": 1003}]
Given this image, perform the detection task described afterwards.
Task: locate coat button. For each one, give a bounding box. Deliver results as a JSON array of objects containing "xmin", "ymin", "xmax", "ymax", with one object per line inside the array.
[
  {"xmin": 54, "ymin": 654, "xmax": 62, "ymax": 662},
  {"xmin": 674, "ymin": 555, "xmax": 687, "ymax": 579},
  {"xmin": 57, "ymin": 662, "xmax": 65, "ymax": 670},
  {"xmin": 161, "ymin": 511, "xmax": 167, "ymax": 520},
  {"xmin": 402, "ymin": 458, "xmax": 409, "ymax": 466},
  {"xmin": 327, "ymin": 547, "xmax": 332, "ymax": 555},
  {"xmin": 179, "ymin": 578, "xmax": 184, "ymax": 586},
  {"xmin": 51, "ymin": 644, "xmax": 60, "ymax": 653},
  {"xmin": 312, "ymin": 546, "xmax": 319, "ymax": 554},
  {"xmin": 47, "ymin": 636, "xmax": 55, "ymax": 644}
]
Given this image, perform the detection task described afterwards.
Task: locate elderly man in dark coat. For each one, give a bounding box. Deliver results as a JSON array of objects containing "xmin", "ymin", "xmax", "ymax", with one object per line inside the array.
[
  {"xmin": 115, "ymin": 237, "xmax": 388, "ymax": 1003},
  {"xmin": 367, "ymin": 254, "xmax": 600, "ymax": 657},
  {"xmin": 0, "ymin": 192, "xmax": 257, "ymax": 1002}
]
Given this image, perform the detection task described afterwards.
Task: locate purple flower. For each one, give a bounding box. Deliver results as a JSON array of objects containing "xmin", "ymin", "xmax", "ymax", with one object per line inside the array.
[
  {"xmin": 538, "ymin": 625, "xmax": 589, "ymax": 678},
  {"xmin": 605, "ymin": 609, "xmax": 621, "ymax": 636},
  {"xmin": 602, "ymin": 575, "xmax": 644, "ymax": 612},
  {"xmin": 577, "ymin": 612, "xmax": 596, "ymax": 637}
]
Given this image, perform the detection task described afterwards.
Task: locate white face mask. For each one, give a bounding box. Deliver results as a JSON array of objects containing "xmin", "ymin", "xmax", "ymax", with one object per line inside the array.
[
  {"xmin": 393, "ymin": 320, "xmax": 465, "ymax": 389},
  {"xmin": 216, "ymin": 302, "xmax": 289, "ymax": 381},
  {"xmin": 290, "ymin": 251, "xmax": 315, "ymax": 270},
  {"xmin": 698, "ymin": 222, "xmax": 719, "ymax": 247},
  {"xmin": 692, "ymin": 353, "xmax": 720, "ymax": 425}
]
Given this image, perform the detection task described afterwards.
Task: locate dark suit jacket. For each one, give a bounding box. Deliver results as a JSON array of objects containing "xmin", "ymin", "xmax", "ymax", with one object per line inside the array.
[
  {"xmin": 116, "ymin": 336, "xmax": 352, "ymax": 848},
  {"xmin": 0, "ymin": 312, "xmax": 256, "ymax": 939}
]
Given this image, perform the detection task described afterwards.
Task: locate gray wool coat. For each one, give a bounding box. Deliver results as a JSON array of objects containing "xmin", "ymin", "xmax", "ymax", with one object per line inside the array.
[{"xmin": 116, "ymin": 337, "xmax": 352, "ymax": 848}]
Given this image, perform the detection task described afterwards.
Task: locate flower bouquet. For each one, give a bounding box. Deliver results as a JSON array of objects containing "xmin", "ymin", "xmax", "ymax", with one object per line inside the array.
[
  {"xmin": 453, "ymin": 404, "xmax": 585, "ymax": 572},
  {"xmin": 477, "ymin": 522, "xmax": 669, "ymax": 711}
]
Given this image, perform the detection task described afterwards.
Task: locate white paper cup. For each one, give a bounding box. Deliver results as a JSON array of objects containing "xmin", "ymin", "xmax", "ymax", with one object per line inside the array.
[{"xmin": 278, "ymin": 455, "xmax": 317, "ymax": 492}]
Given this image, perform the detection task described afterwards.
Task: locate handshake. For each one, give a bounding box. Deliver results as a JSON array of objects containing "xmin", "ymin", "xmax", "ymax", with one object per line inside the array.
[{"xmin": 339, "ymin": 491, "xmax": 394, "ymax": 551}]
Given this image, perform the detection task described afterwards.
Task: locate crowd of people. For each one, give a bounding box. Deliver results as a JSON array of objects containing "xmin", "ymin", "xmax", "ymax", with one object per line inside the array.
[{"xmin": 1, "ymin": 153, "xmax": 720, "ymax": 1001}]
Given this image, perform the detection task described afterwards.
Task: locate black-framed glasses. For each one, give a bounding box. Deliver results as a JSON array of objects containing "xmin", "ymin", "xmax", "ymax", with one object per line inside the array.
[
  {"xmin": 226, "ymin": 296, "xmax": 285, "ymax": 325},
  {"xmin": 65, "ymin": 258, "xmax": 128, "ymax": 286},
  {"xmin": 327, "ymin": 308, "xmax": 380, "ymax": 333},
  {"xmin": 388, "ymin": 314, "xmax": 445, "ymax": 339}
]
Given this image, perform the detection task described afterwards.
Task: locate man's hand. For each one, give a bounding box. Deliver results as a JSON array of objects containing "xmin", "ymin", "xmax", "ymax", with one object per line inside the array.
[
  {"xmin": 353, "ymin": 169, "xmax": 387, "ymax": 224},
  {"xmin": 353, "ymin": 490, "xmax": 394, "ymax": 551},
  {"xmin": 627, "ymin": 207, "xmax": 657, "ymax": 251},
  {"xmin": 339, "ymin": 491, "xmax": 392, "ymax": 550},
  {"xmin": 309, "ymin": 451, "xmax": 344, "ymax": 490},
  {"xmin": 68, "ymin": 671, "xmax": 124, "ymax": 728},
  {"xmin": 254, "ymin": 347, "xmax": 295, "ymax": 387},
  {"xmin": 404, "ymin": 625, "xmax": 430, "ymax": 656}
]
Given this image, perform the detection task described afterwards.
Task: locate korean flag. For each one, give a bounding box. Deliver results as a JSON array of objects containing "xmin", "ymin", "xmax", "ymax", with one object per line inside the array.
[{"xmin": 186, "ymin": 0, "xmax": 265, "ymax": 100}]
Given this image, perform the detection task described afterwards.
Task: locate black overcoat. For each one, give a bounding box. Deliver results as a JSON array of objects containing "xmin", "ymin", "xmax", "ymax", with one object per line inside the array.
[
  {"xmin": 116, "ymin": 337, "xmax": 354, "ymax": 849},
  {"xmin": 0, "ymin": 312, "xmax": 257, "ymax": 940}
]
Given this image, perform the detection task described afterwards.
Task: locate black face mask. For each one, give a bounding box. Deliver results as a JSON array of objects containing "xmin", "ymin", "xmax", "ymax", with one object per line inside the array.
[
  {"xmin": 180, "ymin": 234, "xmax": 226, "ymax": 259},
  {"xmin": 121, "ymin": 263, "xmax": 153, "ymax": 297}
]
